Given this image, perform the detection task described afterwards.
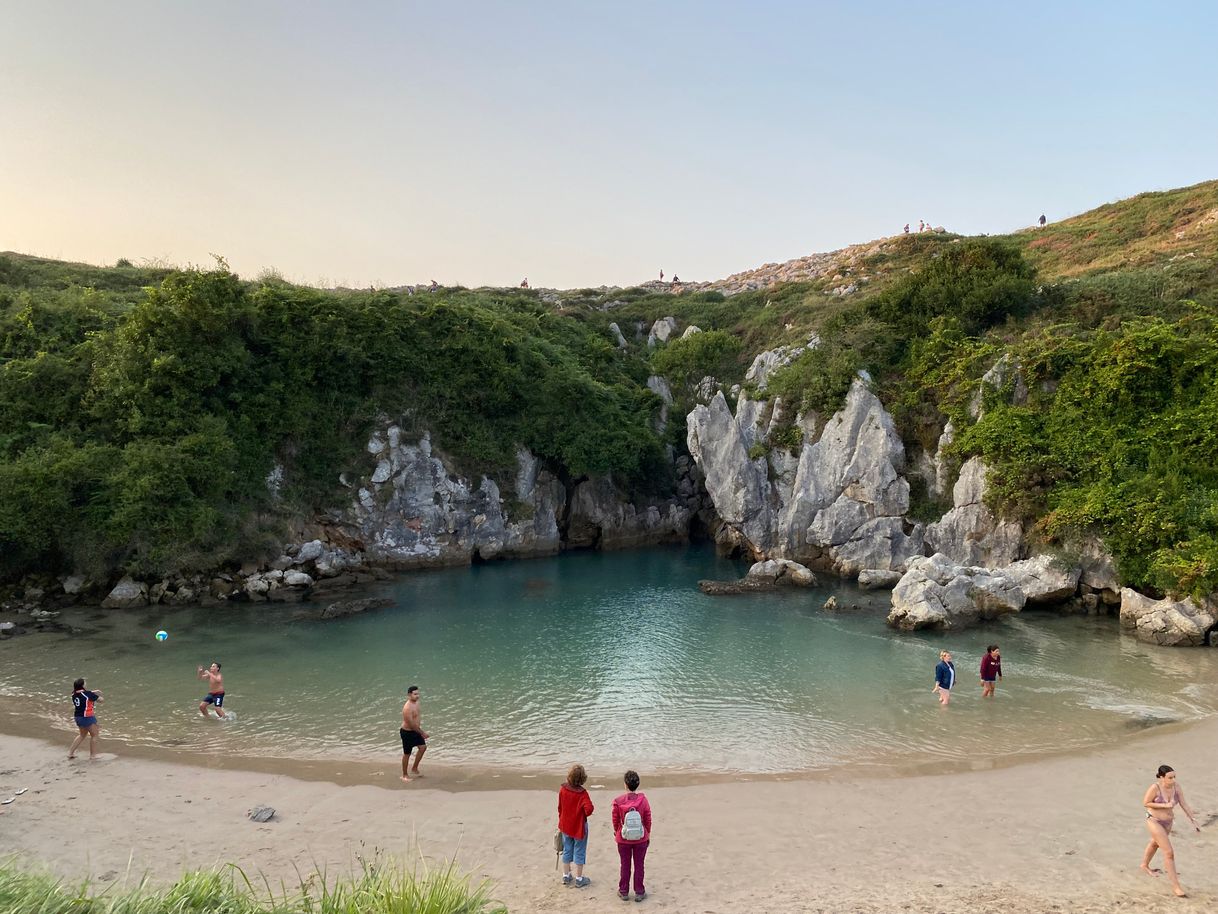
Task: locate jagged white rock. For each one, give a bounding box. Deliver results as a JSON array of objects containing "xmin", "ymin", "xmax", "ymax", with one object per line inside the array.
[{"xmin": 1119, "ymin": 589, "xmax": 1216, "ymax": 646}]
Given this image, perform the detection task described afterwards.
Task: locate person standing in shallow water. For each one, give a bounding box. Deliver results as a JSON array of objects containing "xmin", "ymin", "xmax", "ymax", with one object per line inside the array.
[
  {"xmin": 979, "ymin": 644, "xmax": 1002, "ymax": 697},
  {"xmin": 399, "ymin": 685, "xmax": 428, "ymax": 782},
  {"xmin": 933, "ymin": 650, "xmax": 956, "ymax": 705},
  {"xmin": 557, "ymin": 763, "xmax": 595, "ymax": 888},
  {"xmin": 197, "ymin": 662, "xmax": 226, "ymax": 718},
  {"xmin": 1141, "ymin": 764, "xmax": 1202, "ymax": 897}
]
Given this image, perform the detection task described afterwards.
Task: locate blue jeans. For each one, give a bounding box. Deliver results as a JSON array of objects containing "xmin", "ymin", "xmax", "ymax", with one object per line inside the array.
[{"xmin": 561, "ymin": 832, "xmax": 588, "ymax": 866}]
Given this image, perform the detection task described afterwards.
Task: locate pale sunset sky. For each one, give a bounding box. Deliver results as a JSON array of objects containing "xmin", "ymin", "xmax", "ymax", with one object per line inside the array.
[{"xmin": 2, "ymin": 1, "xmax": 1215, "ymax": 289}]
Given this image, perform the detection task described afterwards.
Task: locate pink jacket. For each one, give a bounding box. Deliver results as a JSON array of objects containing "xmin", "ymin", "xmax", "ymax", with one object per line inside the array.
[{"xmin": 611, "ymin": 791, "xmax": 652, "ymax": 844}]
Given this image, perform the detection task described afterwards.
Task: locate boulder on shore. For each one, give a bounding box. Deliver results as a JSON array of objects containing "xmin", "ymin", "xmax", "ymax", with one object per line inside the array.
[
  {"xmin": 699, "ymin": 559, "xmax": 817, "ymax": 595},
  {"xmin": 1119, "ymin": 588, "xmax": 1217, "ymax": 646},
  {"xmin": 887, "ymin": 553, "xmax": 1025, "ymax": 631},
  {"xmin": 102, "ymin": 576, "xmax": 147, "ymax": 609}
]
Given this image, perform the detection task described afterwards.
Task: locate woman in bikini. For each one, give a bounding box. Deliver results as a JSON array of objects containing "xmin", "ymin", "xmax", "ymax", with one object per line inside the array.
[{"xmin": 1140, "ymin": 764, "xmax": 1201, "ymax": 897}]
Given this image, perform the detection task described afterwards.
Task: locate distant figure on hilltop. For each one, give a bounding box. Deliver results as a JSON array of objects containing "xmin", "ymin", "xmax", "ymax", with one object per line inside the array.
[
  {"xmin": 903, "ymin": 223, "xmax": 910, "ymax": 234},
  {"xmin": 918, "ymin": 220, "xmax": 925, "ymax": 232},
  {"xmin": 671, "ymin": 275, "xmax": 680, "ymax": 284},
  {"xmin": 1039, "ymin": 214, "xmax": 1047, "ymax": 227},
  {"xmin": 659, "ymin": 269, "xmax": 664, "ymax": 281},
  {"xmin": 520, "ymin": 277, "xmax": 529, "ymax": 289},
  {"xmin": 429, "ymin": 279, "xmax": 438, "ymax": 292}
]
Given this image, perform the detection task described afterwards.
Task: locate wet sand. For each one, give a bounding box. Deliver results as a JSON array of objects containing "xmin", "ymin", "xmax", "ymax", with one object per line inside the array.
[{"xmin": 1, "ymin": 714, "xmax": 1216, "ymax": 913}]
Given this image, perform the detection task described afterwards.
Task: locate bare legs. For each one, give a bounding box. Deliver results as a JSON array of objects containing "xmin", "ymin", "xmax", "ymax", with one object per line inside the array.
[
  {"xmin": 1142, "ymin": 819, "xmax": 1186, "ymax": 897},
  {"xmin": 400, "ymin": 746, "xmax": 425, "ymax": 782},
  {"xmin": 981, "ymin": 681, "xmax": 996, "ymax": 698},
  {"xmin": 67, "ymin": 724, "xmax": 99, "ymax": 759}
]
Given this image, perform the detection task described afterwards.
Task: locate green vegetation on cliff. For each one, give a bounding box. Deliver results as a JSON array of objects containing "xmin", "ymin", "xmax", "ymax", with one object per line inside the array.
[
  {"xmin": 0, "ymin": 257, "xmax": 667, "ymax": 582},
  {"xmin": 3, "ymin": 179, "xmax": 1217, "ymax": 593}
]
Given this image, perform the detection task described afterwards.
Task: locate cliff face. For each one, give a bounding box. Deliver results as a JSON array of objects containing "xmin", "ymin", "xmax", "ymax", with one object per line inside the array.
[
  {"xmin": 687, "ymin": 360, "xmax": 923, "ymax": 578},
  {"xmin": 682, "ymin": 345, "xmax": 1218, "ymax": 645},
  {"xmin": 331, "ymin": 424, "xmax": 694, "ymax": 569}
]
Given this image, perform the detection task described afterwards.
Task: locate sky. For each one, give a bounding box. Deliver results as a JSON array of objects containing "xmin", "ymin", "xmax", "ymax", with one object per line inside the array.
[{"xmin": 2, "ymin": 1, "xmax": 1216, "ymax": 290}]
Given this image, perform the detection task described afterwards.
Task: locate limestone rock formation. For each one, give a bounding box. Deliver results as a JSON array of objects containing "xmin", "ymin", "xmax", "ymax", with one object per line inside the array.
[
  {"xmin": 687, "ymin": 370, "xmax": 923, "ymax": 576},
  {"xmin": 924, "ymin": 457, "xmax": 1023, "ymax": 567},
  {"xmin": 699, "ymin": 558, "xmax": 817, "ymax": 594},
  {"xmin": 1119, "ymin": 589, "xmax": 1217, "ymax": 646},
  {"xmin": 647, "ymin": 316, "xmax": 678, "ymax": 346},
  {"xmin": 887, "ymin": 553, "xmax": 1026, "ymax": 631},
  {"xmin": 1001, "ymin": 555, "xmax": 1080, "ymax": 604},
  {"xmin": 337, "ymin": 426, "xmax": 689, "ymax": 569}
]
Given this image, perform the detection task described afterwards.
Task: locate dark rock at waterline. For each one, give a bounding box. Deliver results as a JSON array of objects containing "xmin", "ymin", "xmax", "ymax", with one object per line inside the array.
[
  {"xmin": 1123, "ymin": 714, "xmax": 1180, "ymax": 731},
  {"xmin": 699, "ymin": 579, "xmax": 778, "ymax": 595},
  {"xmin": 293, "ymin": 597, "xmax": 395, "ymax": 621},
  {"xmin": 0, "ymin": 621, "xmax": 25, "ymax": 638}
]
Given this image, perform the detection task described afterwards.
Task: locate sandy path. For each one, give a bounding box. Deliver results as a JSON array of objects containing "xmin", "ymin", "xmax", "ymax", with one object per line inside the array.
[{"xmin": 1, "ymin": 718, "xmax": 1217, "ymax": 913}]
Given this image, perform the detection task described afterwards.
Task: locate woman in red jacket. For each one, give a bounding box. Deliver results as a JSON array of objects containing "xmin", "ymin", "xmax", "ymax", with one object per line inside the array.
[
  {"xmin": 557, "ymin": 763, "xmax": 595, "ymax": 887},
  {"xmin": 612, "ymin": 769, "xmax": 652, "ymax": 902}
]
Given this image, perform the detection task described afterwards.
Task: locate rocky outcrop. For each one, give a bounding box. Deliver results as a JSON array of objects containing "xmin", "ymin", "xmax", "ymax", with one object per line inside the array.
[
  {"xmin": 687, "ymin": 370, "xmax": 923, "ymax": 576},
  {"xmin": 339, "ymin": 424, "xmax": 692, "ymax": 568},
  {"xmin": 887, "ymin": 553, "xmax": 1026, "ymax": 631},
  {"xmin": 1119, "ymin": 589, "xmax": 1217, "ymax": 646},
  {"xmin": 102, "ymin": 576, "xmax": 147, "ymax": 609},
  {"xmin": 340, "ymin": 430, "xmax": 564, "ymax": 568},
  {"xmin": 857, "ymin": 569, "xmax": 901, "ymax": 590},
  {"xmin": 566, "ymin": 477, "xmax": 690, "ymax": 550},
  {"xmin": 924, "ymin": 457, "xmax": 1023, "ymax": 567},
  {"xmin": 647, "ymin": 375, "xmax": 674, "ymax": 433},
  {"xmin": 647, "ymin": 316, "xmax": 678, "ymax": 346},
  {"xmin": 699, "ymin": 558, "xmax": 817, "ymax": 594},
  {"xmin": 1001, "ymin": 555, "xmax": 1080, "ymax": 604}
]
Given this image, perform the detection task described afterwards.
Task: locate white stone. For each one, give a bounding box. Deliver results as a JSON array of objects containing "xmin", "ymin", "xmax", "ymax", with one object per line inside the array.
[
  {"xmin": 1119, "ymin": 588, "xmax": 1216, "ymax": 647},
  {"xmin": 1002, "ymin": 555, "xmax": 1080, "ymax": 604}
]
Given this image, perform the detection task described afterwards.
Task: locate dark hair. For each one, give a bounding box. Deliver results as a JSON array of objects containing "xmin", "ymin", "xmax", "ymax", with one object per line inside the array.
[
  {"xmin": 986, "ymin": 644, "xmax": 999, "ymax": 653},
  {"xmin": 624, "ymin": 769, "xmax": 640, "ymax": 791},
  {"xmin": 567, "ymin": 763, "xmax": 587, "ymax": 788},
  {"xmin": 1157, "ymin": 765, "xmax": 1175, "ymax": 778},
  {"xmin": 73, "ymin": 678, "xmax": 85, "ymax": 691},
  {"xmin": 407, "ymin": 685, "xmax": 419, "ymax": 695},
  {"xmin": 212, "ymin": 661, "xmax": 221, "ymax": 670}
]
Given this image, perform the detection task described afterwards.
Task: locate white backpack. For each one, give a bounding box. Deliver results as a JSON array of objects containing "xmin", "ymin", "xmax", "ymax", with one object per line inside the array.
[{"xmin": 621, "ymin": 803, "xmax": 645, "ymax": 841}]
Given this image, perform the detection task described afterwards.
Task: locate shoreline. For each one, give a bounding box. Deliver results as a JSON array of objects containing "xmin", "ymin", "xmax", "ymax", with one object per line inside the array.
[
  {"xmin": 2, "ymin": 716, "xmax": 1216, "ymax": 912},
  {"xmin": 0, "ymin": 702, "xmax": 1209, "ymax": 792}
]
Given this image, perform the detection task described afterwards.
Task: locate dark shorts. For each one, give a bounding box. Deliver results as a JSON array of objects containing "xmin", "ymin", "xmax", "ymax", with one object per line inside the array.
[
  {"xmin": 202, "ymin": 692, "xmax": 225, "ymax": 707},
  {"xmin": 75, "ymin": 716, "xmax": 97, "ymax": 729},
  {"xmin": 400, "ymin": 728, "xmax": 426, "ymax": 752},
  {"xmin": 981, "ymin": 677, "xmax": 996, "ymax": 684}
]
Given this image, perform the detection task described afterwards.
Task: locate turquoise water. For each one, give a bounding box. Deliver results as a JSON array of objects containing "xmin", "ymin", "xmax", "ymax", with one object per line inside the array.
[{"xmin": 3, "ymin": 545, "xmax": 1217, "ymax": 775}]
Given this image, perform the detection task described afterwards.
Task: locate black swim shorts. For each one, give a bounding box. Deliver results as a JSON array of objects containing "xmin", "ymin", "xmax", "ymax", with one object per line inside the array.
[{"xmin": 400, "ymin": 728, "xmax": 426, "ymax": 751}]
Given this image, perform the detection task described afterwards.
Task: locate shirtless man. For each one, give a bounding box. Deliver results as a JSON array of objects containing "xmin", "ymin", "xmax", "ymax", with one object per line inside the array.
[
  {"xmin": 400, "ymin": 685, "xmax": 428, "ymax": 782},
  {"xmin": 197, "ymin": 662, "xmax": 226, "ymax": 719}
]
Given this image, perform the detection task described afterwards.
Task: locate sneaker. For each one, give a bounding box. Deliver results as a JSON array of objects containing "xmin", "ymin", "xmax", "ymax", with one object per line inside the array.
[
  {"xmin": 562, "ymin": 874, "xmax": 572, "ymax": 886},
  {"xmin": 635, "ymin": 891, "xmax": 647, "ymax": 902},
  {"xmin": 574, "ymin": 876, "xmax": 591, "ymax": 888},
  {"xmin": 619, "ymin": 892, "xmax": 630, "ymax": 901}
]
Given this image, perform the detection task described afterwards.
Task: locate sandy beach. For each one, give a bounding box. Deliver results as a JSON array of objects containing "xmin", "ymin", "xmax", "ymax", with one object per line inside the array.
[{"xmin": 1, "ymin": 716, "xmax": 1216, "ymax": 913}]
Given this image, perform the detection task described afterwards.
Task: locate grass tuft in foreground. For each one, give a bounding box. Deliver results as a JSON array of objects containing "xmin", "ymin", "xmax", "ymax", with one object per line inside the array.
[{"xmin": 0, "ymin": 857, "xmax": 508, "ymax": 914}]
